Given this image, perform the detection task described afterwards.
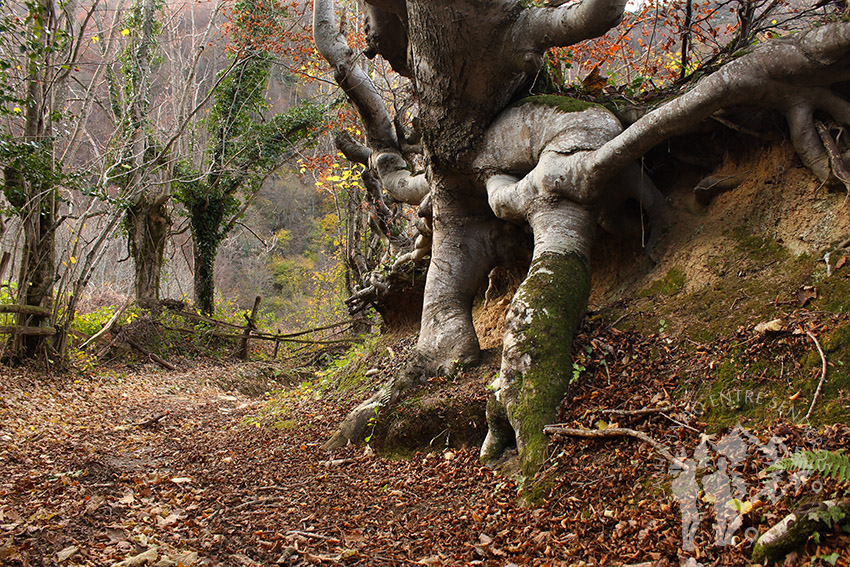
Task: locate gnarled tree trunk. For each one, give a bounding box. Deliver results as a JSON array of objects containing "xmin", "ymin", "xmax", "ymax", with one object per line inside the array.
[
  {"xmin": 127, "ymin": 195, "xmax": 170, "ymax": 307},
  {"xmin": 317, "ymin": 0, "xmax": 850, "ymax": 490}
]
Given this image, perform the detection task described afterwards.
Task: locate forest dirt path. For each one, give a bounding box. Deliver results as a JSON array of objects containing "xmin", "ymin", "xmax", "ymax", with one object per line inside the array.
[
  {"xmin": 0, "ymin": 364, "xmax": 545, "ymax": 566},
  {"xmin": 1, "ymin": 362, "xmax": 847, "ymax": 566}
]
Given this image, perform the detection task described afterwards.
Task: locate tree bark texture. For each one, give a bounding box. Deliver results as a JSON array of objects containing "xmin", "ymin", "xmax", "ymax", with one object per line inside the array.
[
  {"xmin": 127, "ymin": 196, "xmax": 170, "ymax": 306},
  {"xmin": 315, "ymin": 1, "xmax": 850, "ymax": 486}
]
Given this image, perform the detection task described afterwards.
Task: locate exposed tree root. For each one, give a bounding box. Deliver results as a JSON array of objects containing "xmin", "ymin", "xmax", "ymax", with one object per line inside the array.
[
  {"xmin": 815, "ymin": 120, "xmax": 850, "ymax": 195},
  {"xmin": 804, "ymin": 330, "xmax": 829, "ymax": 422},
  {"xmin": 323, "ymin": 367, "xmax": 421, "ymax": 450},
  {"xmin": 543, "ymin": 424, "xmax": 687, "ymax": 470}
]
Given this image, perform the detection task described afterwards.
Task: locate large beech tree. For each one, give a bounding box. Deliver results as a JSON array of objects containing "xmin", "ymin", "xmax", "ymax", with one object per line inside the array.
[{"xmin": 314, "ymin": 0, "xmax": 850, "ymax": 486}]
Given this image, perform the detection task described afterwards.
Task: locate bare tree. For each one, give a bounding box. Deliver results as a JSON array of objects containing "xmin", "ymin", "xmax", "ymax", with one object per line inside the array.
[
  {"xmin": 0, "ymin": 0, "xmax": 97, "ymax": 359},
  {"xmin": 314, "ymin": 0, "xmax": 850, "ymax": 490}
]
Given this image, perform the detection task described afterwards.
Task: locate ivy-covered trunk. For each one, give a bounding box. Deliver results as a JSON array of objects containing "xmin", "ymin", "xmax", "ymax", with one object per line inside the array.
[
  {"xmin": 20, "ymin": 194, "xmax": 56, "ymax": 357},
  {"xmin": 127, "ymin": 195, "xmax": 170, "ymax": 306},
  {"xmin": 190, "ymin": 198, "xmax": 226, "ymax": 316},
  {"xmin": 2, "ymin": 0, "xmax": 61, "ymax": 360},
  {"xmin": 4, "ymin": 159, "xmax": 57, "ymax": 358}
]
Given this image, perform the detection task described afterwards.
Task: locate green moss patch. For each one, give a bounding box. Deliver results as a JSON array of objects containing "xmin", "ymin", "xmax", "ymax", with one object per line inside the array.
[
  {"xmin": 514, "ymin": 95, "xmax": 599, "ymax": 114},
  {"xmin": 639, "ymin": 267, "xmax": 687, "ymax": 298},
  {"xmin": 507, "ymin": 251, "xmax": 592, "ymax": 499}
]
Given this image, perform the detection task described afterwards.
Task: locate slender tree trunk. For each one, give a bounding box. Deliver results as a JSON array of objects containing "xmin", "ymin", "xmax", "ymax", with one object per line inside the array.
[
  {"xmin": 4, "ymin": 0, "xmax": 58, "ymax": 359},
  {"xmin": 13, "ymin": 174, "xmax": 56, "ymax": 358}
]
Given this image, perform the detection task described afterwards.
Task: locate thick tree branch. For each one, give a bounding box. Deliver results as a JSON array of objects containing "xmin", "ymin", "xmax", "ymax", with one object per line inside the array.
[
  {"xmin": 474, "ymin": 102, "xmax": 623, "ymax": 215},
  {"xmin": 334, "ymin": 130, "xmax": 371, "ymax": 166},
  {"xmin": 518, "ymin": 0, "xmax": 627, "ymax": 52},
  {"xmin": 589, "ymin": 22, "xmax": 850, "ymax": 184},
  {"xmin": 315, "ymin": 0, "xmax": 425, "ymax": 207},
  {"xmin": 314, "ymin": 0, "xmax": 398, "ymax": 151},
  {"xmin": 371, "ymin": 152, "xmax": 429, "ymax": 205}
]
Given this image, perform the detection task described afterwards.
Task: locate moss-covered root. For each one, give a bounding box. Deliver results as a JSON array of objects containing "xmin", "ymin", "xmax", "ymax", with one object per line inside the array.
[
  {"xmin": 323, "ymin": 364, "xmax": 421, "ymax": 450},
  {"xmin": 486, "ymin": 249, "xmax": 592, "ymax": 496},
  {"xmin": 752, "ymin": 500, "xmax": 850, "ymax": 564}
]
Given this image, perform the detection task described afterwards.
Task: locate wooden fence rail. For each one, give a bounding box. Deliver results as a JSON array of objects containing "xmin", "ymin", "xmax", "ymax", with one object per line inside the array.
[
  {"xmin": 163, "ymin": 298, "xmax": 357, "ymax": 361},
  {"xmin": 0, "ymin": 304, "xmax": 52, "ymax": 316},
  {"xmin": 0, "ymin": 304, "xmax": 55, "ymax": 337},
  {"xmin": 0, "ymin": 325, "xmax": 56, "ymax": 336},
  {"xmin": 0, "ymin": 298, "xmax": 357, "ymax": 364}
]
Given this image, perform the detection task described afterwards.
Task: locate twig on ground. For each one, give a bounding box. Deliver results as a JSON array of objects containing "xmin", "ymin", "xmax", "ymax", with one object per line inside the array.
[
  {"xmin": 125, "ymin": 337, "xmax": 177, "ymax": 371},
  {"xmin": 609, "ymin": 313, "xmax": 629, "ymax": 328},
  {"xmin": 285, "ymin": 530, "xmax": 339, "ymax": 542},
  {"xmin": 804, "ymin": 330, "xmax": 829, "ymax": 422},
  {"xmin": 544, "ymin": 425, "xmax": 687, "ymax": 470},
  {"xmin": 134, "ymin": 413, "xmax": 168, "ymax": 428},
  {"xmin": 233, "ymin": 496, "xmax": 286, "ymax": 511},
  {"xmin": 660, "ymin": 412, "xmax": 701, "ymax": 433},
  {"xmin": 593, "ymin": 405, "xmax": 681, "ymax": 417}
]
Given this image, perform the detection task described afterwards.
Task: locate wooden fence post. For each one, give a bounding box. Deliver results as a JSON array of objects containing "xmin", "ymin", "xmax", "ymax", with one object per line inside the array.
[{"xmin": 238, "ymin": 296, "xmax": 261, "ymax": 361}]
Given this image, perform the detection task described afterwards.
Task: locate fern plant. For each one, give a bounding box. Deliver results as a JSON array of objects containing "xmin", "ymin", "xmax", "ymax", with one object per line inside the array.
[{"xmin": 768, "ymin": 449, "xmax": 850, "ymax": 485}]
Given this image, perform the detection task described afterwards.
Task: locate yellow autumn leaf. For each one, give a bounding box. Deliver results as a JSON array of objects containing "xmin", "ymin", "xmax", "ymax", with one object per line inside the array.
[{"xmin": 727, "ymin": 499, "xmax": 753, "ymax": 514}]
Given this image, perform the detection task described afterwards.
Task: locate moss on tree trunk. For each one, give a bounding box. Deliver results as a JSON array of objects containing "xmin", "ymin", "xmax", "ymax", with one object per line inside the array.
[{"xmin": 512, "ymin": 252, "xmax": 591, "ymax": 475}]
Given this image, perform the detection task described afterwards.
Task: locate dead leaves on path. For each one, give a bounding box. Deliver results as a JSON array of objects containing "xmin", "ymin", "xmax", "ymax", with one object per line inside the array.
[{"xmin": 1, "ymin": 338, "xmax": 849, "ymax": 567}]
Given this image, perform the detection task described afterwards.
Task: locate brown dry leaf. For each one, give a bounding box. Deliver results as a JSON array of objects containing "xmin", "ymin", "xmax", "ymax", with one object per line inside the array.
[
  {"xmin": 56, "ymin": 545, "xmax": 78, "ymax": 563},
  {"xmin": 85, "ymin": 494, "xmax": 106, "ymax": 515},
  {"xmin": 754, "ymin": 319, "xmax": 786, "ymax": 334},
  {"xmin": 113, "ymin": 547, "xmax": 158, "ymax": 567},
  {"xmin": 836, "ymin": 255, "xmax": 847, "ymax": 270},
  {"xmin": 582, "ymin": 65, "xmax": 607, "ymax": 95},
  {"xmin": 796, "ymin": 285, "xmax": 818, "ymax": 307},
  {"xmin": 117, "ymin": 491, "xmax": 135, "ymax": 505}
]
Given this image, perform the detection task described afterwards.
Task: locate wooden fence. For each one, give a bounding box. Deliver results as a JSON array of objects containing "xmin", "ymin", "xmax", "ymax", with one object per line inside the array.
[
  {"xmin": 1, "ymin": 296, "xmax": 358, "ymax": 367},
  {"xmin": 0, "ymin": 304, "xmax": 55, "ymax": 337},
  {"xmin": 168, "ymin": 296, "xmax": 358, "ymax": 362}
]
